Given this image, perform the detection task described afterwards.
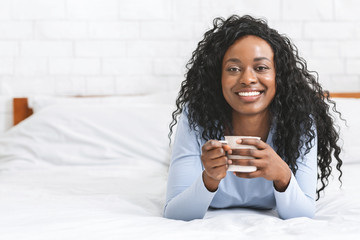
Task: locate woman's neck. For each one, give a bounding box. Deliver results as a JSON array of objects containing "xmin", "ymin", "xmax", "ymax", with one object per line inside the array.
[{"xmin": 230, "ymin": 110, "xmax": 271, "ymax": 142}]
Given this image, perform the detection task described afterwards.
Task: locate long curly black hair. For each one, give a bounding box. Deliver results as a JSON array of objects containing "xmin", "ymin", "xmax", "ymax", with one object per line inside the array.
[{"xmin": 169, "ymin": 15, "xmax": 343, "ymax": 200}]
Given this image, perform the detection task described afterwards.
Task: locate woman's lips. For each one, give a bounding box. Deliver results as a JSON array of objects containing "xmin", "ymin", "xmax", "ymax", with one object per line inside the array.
[
  {"xmin": 235, "ymin": 90, "xmax": 264, "ymax": 102},
  {"xmin": 237, "ymin": 91, "xmax": 261, "ymax": 97}
]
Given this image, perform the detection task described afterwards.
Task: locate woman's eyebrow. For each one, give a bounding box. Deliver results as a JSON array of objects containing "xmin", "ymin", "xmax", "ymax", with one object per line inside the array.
[
  {"xmin": 254, "ymin": 57, "xmax": 271, "ymax": 62},
  {"xmin": 224, "ymin": 58, "xmax": 241, "ymax": 64},
  {"xmin": 224, "ymin": 57, "xmax": 271, "ymax": 64}
]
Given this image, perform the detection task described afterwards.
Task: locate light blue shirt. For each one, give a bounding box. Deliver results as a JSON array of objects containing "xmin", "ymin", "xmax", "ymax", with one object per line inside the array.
[{"xmin": 164, "ymin": 107, "xmax": 317, "ymax": 221}]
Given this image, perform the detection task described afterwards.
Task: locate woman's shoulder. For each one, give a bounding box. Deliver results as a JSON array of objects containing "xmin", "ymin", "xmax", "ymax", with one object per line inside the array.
[{"xmin": 178, "ymin": 104, "xmax": 206, "ymax": 142}]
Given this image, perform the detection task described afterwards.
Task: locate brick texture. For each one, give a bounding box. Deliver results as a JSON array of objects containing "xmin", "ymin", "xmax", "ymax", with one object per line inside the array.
[{"xmin": 0, "ymin": 0, "xmax": 359, "ymax": 131}]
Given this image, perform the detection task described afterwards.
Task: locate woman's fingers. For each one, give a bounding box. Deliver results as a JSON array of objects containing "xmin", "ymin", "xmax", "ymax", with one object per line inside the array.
[
  {"xmin": 201, "ymin": 140, "xmax": 232, "ymax": 179},
  {"xmin": 202, "ymin": 145, "xmax": 226, "ymax": 160},
  {"xmin": 236, "ymin": 138, "xmax": 267, "ymax": 150},
  {"xmin": 202, "ymin": 140, "xmax": 222, "ymax": 151},
  {"xmin": 222, "ymin": 144, "xmax": 231, "ymax": 152},
  {"xmin": 208, "ymin": 155, "xmax": 229, "ymax": 168},
  {"xmin": 202, "ymin": 140, "xmax": 232, "ymax": 161},
  {"xmin": 231, "ymin": 148, "xmax": 262, "ymax": 158}
]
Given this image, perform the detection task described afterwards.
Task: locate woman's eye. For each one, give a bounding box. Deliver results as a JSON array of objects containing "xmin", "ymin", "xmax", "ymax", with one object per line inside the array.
[
  {"xmin": 227, "ymin": 67, "xmax": 240, "ymax": 72},
  {"xmin": 256, "ymin": 66, "xmax": 269, "ymax": 71}
]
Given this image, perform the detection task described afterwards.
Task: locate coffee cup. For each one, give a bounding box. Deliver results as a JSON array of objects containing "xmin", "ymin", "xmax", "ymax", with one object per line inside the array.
[{"xmin": 223, "ymin": 136, "xmax": 260, "ymax": 172}]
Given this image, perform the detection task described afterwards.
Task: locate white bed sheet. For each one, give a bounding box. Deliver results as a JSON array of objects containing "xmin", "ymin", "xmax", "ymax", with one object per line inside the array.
[{"xmin": 0, "ymin": 161, "xmax": 359, "ymax": 240}]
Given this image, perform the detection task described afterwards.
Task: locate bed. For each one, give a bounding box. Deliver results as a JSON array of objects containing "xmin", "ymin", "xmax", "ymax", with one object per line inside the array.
[{"xmin": 0, "ymin": 92, "xmax": 360, "ymax": 239}]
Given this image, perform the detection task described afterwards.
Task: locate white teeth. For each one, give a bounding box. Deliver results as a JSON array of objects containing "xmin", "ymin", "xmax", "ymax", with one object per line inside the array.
[{"xmin": 238, "ymin": 91, "xmax": 261, "ymax": 97}]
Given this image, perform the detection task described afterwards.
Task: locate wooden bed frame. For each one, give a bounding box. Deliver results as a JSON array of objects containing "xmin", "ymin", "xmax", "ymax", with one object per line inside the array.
[
  {"xmin": 13, "ymin": 98, "xmax": 33, "ymax": 126},
  {"xmin": 12, "ymin": 92, "xmax": 360, "ymax": 126}
]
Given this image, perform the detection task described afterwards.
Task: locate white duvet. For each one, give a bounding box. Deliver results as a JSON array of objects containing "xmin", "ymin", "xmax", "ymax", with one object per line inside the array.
[
  {"xmin": 0, "ymin": 163, "xmax": 359, "ymax": 240},
  {"xmin": 0, "ymin": 96, "xmax": 360, "ymax": 240}
]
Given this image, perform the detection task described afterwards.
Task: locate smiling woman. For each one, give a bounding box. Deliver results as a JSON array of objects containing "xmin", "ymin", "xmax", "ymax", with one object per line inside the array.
[{"xmin": 164, "ymin": 15, "xmax": 343, "ymax": 221}]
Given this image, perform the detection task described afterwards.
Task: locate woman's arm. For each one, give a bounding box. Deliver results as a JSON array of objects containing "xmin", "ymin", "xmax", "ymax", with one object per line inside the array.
[
  {"xmin": 273, "ymin": 133, "xmax": 317, "ymax": 219},
  {"xmin": 163, "ymin": 109, "xmax": 216, "ymax": 221}
]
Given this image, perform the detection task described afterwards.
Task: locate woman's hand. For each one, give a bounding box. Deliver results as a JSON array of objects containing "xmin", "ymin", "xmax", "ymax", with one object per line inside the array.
[
  {"xmin": 201, "ymin": 140, "xmax": 232, "ymax": 192},
  {"xmin": 231, "ymin": 138, "xmax": 292, "ymax": 192}
]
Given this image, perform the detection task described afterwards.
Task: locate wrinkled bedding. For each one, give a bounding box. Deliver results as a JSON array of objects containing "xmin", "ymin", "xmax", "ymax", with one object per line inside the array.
[{"xmin": 0, "ymin": 163, "xmax": 359, "ymax": 240}]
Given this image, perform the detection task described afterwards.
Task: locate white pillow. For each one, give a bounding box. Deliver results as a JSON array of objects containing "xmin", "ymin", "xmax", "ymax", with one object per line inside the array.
[
  {"xmin": 28, "ymin": 91, "xmax": 178, "ymax": 113},
  {"xmin": 0, "ymin": 103, "xmax": 175, "ymax": 167},
  {"xmin": 331, "ymin": 98, "xmax": 360, "ymax": 164}
]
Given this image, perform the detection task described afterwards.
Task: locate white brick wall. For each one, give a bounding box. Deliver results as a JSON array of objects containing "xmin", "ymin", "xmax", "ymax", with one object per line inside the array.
[
  {"xmin": 118, "ymin": 0, "xmax": 172, "ymax": 20},
  {"xmin": 0, "ymin": 0, "xmax": 360, "ymax": 132},
  {"xmin": 282, "ymin": 0, "xmax": 333, "ymax": 20},
  {"xmin": 12, "ymin": 0, "xmax": 66, "ymax": 20},
  {"xmin": 67, "ymin": 0, "xmax": 119, "ymax": 20},
  {"xmin": 49, "ymin": 58, "xmax": 101, "ymax": 75}
]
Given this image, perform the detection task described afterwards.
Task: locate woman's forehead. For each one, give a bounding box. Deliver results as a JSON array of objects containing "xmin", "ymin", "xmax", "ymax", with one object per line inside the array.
[{"xmin": 223, "ymin": 35, "xmax": 274, "ymax": 63}]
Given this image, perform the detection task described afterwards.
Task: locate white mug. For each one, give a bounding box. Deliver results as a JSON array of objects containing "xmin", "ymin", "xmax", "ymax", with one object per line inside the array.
[{"xmin": 223, "ymin": 136, "xmax": 260, "ymax": 172}]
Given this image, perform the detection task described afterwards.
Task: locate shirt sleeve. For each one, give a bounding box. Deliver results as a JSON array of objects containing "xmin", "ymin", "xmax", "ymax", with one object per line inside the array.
[
  {"xmin": 273, "ymin": 128, "xmax": 318, "ymax": 219},
  {"xmin": 163, "ymin": 108, "xmax": 216, "ymax": 221}
]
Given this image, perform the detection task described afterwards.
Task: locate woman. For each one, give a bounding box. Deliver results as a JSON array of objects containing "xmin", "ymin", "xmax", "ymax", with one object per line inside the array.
[{"xmin": 164, "ymin": 15, "xmax": 343, "ymax": 221}]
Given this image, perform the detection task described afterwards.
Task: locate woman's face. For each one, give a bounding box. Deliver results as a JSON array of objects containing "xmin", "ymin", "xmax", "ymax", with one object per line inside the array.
[{"xmin": 221, "ymin": 35, "xmax": 276, "ymax": 117}]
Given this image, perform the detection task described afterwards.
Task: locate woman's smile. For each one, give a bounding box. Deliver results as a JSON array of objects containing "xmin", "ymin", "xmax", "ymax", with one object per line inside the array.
[
  {"xmin": 236, "ymin": 88, "xmax": 265, "ymax": 102},
  {"xmin": 237, "ymin": 91, "xmax": 261, "ymax": 97}
]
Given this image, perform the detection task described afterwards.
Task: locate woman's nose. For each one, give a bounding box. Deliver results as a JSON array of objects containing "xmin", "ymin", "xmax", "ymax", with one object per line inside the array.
[{"xmin": 240, "ymin": 68, "xmax": 257, "ymax": 85}]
